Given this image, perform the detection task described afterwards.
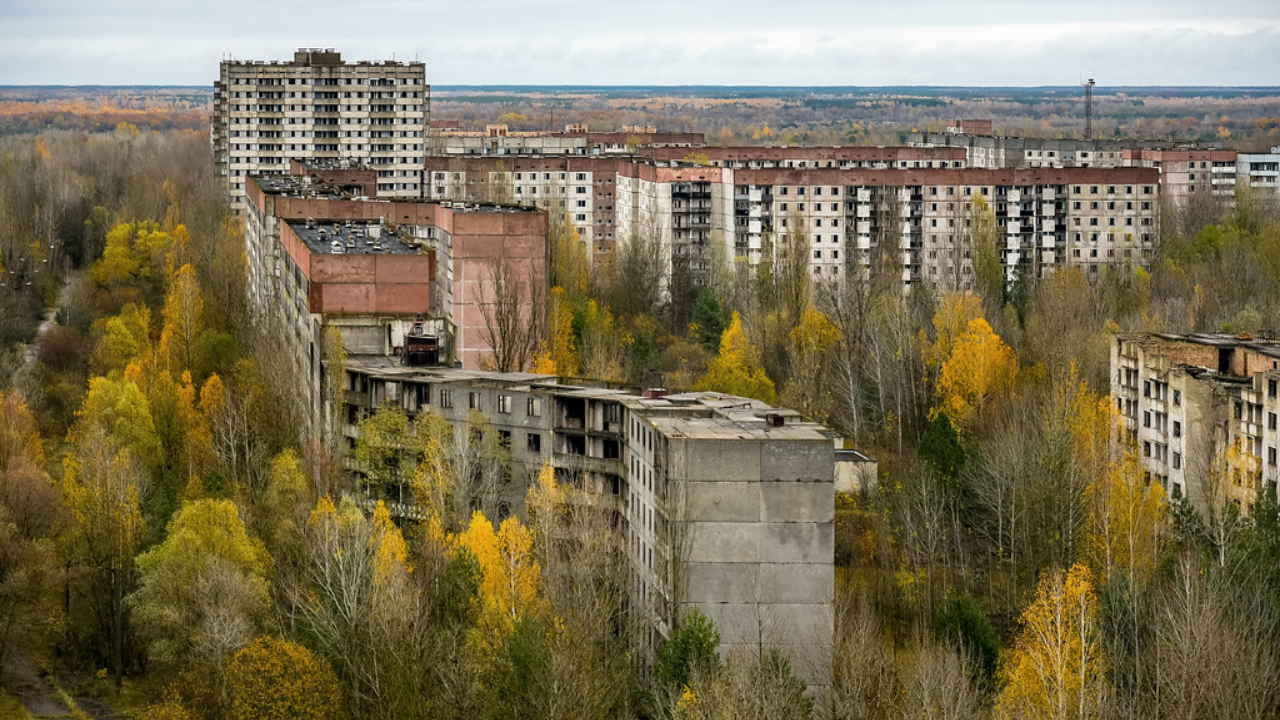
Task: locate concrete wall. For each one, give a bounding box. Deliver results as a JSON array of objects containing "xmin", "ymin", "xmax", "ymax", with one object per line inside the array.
[{"xmin": 670, "ymin": 435, "xmax": 834, "ymax": 688}]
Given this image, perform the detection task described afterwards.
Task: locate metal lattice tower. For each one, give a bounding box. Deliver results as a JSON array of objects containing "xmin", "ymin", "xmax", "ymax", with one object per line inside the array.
[{"xmin": 1084, "ymin": 78, "xmax": 1095, "ymax": 139}]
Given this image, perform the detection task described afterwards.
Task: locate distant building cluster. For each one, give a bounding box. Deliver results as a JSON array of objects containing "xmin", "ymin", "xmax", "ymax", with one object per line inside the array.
[
  {"xmin": 1112, "ymin": 333, "xmax": 1280, "ymax": 510},
  {"xmin": 214, "ymin": 50, "xmax": 1278, "ymax": 299}
]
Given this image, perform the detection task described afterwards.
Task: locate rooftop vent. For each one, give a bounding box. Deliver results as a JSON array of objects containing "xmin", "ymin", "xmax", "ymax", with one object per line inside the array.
[
  {"xmin": 643, "ymin": 388, "xmax": 668, "ymax": 399},
  {"xmin": 765, "ymin": 413, "xmax": 785, "ymax": 428}
]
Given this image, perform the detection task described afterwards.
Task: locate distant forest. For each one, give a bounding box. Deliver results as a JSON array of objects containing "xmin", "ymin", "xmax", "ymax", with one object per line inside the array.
[{"xmin": 2, "ymin": 85, "xmax": 1279, "ymax": 149}]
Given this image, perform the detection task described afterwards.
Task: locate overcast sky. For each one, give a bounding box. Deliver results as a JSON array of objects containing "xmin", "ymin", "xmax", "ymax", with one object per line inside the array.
[{"xmin": 2, "ymin": 0, "xmax": 1278, "ymax": 86}]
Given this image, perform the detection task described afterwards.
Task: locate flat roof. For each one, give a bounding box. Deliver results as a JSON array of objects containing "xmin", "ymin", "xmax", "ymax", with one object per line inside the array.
[
  {"xmin": 286, "ymin": 220, "xmax": 420, "ymax": 255},
  {"xmin": 342, "ymin": 354, "xmax": 838, "ymax": 440}
]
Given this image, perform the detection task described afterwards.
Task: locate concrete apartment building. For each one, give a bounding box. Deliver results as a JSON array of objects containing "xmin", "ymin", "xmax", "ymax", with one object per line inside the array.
[
  {"xmin": 915, "ymin": 120, "xmax": 1131, "ymax": 169},
  {"xmin": 428, "ymin": 121, "xmax": 703, "ymax": 157},
  {"xmin": 243, "ymin": 162, "xmax": 547, "ymax": 430},
  {"xmin": 429, "ymin": 152, "xmax": 1159, "ymax": 292},
  {"xmin": 1112, "ymin": 333, "xmax": 1280, "ymax": 511},
  {"xmin": 1123, "ymin": 149, "xmax": 1240, "ymax": 208},
  {"xmin": 1238, "ymin": 151, "xmax": 1280, "ymax": 195},
  {"xmin": 339, "ymin": 356, "xmax": 839, "ymax": 686},
  {"xmin": 213, "ymin": 49, "xmax": 429, "ymax": 211}
]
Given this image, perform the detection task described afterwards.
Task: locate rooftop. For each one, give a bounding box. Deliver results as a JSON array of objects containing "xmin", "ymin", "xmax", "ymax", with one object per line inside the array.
[
  {"xmin": 344, "ymin": 354, "xmax": 836, "ymax": 440},
  {"xmin": 286, "ymin": 219, "xmax": 420, "ymax": 256},
  {"xmin": 251, "ymin": 173, "xmax": 540, "ymax": 214}
]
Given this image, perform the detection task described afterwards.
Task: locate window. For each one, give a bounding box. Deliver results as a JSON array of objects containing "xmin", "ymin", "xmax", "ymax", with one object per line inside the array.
[
  {"xmin": 1173, "ymin": 452, "xmax": 1182, "ymax": 469},
  {"xmin": 469, "ymin": 392, "xmax": 481, "ymax": 410},
  {"xmin": 1144, "ymin": 381, "xmax": 1151, "ymax": 398},
  {"xmin": 1143, "ymin": 411, "xmax": 1151, "ymax": 428},
  {"xmin": 498, "ymin": 394, "xmax": 512, "ymax": 414},
  {"xmin": 1270, "ymin": 379, "xmax": 1277, "ymax": 398},
  {"xmin": 1173, "ymin": 421, "xmax": 1181, "ymax": 437},
  {"xmin": 439, "ymin": 389, "xmax": 453, "ymax": 408},
  {"xmin": 527, "ymin": 433, "xmax": 541, "ymax": 452},
  {"xmin": 497, "ymin": 430, "xmax": 511, "ymax": 448},
  {"xmin": 1143, "ymin": 442, "xmax": 1151, "ymax": 457},
  {"xmin": 527, "ymin": 397, "xmax": 542, "ymax": 417},
  {"xmin": 1270, "ymin": 412, "xmax": 1277, "ymax": 431},
  {"xmin": 1270, "ymin": 447, "xmax": 1278, "ymax": 466},
  {"xmin": 1173, "ymin": 389, "xmax": 1181, "ymax": 406}
]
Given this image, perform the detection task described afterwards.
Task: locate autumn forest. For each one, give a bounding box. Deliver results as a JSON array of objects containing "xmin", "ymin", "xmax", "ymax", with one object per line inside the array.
[{"xmin": 2, "ymin": 88, "xmax": 1280, "ymax": 720}]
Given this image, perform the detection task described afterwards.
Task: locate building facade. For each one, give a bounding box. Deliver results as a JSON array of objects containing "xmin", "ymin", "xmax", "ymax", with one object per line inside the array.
[
  {"xmin": 427, "ymin": 155, "xmax": 1160, "ymax": 292},
  {"xmin": 243, "ymin": 163, "xmax": 548, "ymax": 432},
  {"xmin": 1111, "ymin": 333, "xmax": 1280, "ymax": 512},
  {"xmin": 214, "ymin": 48, "xmax": 430, "ymax": 211},
  {"xmin": 339, "ymin": 357, "xmax": 840, "ymax": 687}
]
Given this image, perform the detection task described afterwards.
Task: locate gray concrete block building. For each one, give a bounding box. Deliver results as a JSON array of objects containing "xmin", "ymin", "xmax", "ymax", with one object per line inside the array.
[{"xmin": 339, "ymin": 355, "xmax": 841, "ymax": 687}]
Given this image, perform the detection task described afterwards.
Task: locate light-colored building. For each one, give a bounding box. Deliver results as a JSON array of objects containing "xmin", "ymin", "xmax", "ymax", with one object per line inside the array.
[
  {"xmin": 428, "ymin": 121, "xmax": 703, "ymax": 157},
  {"xmin": 1238, "ymin": 152, "xmax": 1280, "ymax": 198},
  {"xmin": 213, "ymin": 48, "xmax": 430, "ymax": 212},
  {"xmin": 1123, "ymin": 149, "xmax": 1238, "ymax": 208},
  {"xmin": 1111, "ymin": 332, "xmax": 1280, "ymax": 511},
  {"xmin": 427, "ymin": 154, "xmax": 1160, "ymax": 294},
  {"xmin": 339, "ymin": 358, "xmax": 838, "ymax": 688}
]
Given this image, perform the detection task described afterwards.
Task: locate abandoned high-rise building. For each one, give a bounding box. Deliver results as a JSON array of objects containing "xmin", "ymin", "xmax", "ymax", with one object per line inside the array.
[{"xmin": 213, "ymin": 48, "xmax": 429, "ymax": 212}]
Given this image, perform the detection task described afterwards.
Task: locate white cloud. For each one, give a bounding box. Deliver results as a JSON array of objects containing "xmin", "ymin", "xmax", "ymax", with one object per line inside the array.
[{"xmin": 0, "ymin": 0, "xmax": 1277, "ymax": 85}]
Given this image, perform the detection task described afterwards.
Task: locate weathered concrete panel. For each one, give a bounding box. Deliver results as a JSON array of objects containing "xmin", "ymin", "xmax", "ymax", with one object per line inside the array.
[
  {"xmin": 685, "ymin": 441, "xmax": 761, "ymax": 482},
  {"xmin": 758, "ymin": 564, "xmax": 834, "ymax": 605},
  {"xmin": 688, "ymin": 522, "xmax": 760, "ymax": 563},
  {"xmin": 759, "ymin": 604, "xmax": 834, "ymax": 649},
  {"xmin": 759, "ymin": 523, "xmax": 833, "ymax": 564},
  {"xmin": 684, "ymin": 562, "xmax": 758, "ymax": 604},
  {"xmin": 688, "ymin": 602, "xmax": 760, "ymax": 646},
  {"xmin": 760, "ymin": 482, "xmax": 833, "ymax": 523},
  {"xmin": 760, "ymin": 441, "xmax": 833, "ymax": 482},
  {"xmin": 689, "ymin": 482, "xmax": 762, "ymax": 522}
]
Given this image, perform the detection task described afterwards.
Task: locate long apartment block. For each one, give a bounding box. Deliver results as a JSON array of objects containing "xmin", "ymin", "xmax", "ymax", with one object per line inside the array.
[
  {"xmin": 340, "ymin": 356, "xmax": 844, "ymax": 688},
  {"xmin": 426, "ymin": 153, "xmax": 1160, "ymax": 292},
  {"xmin": 214, "ymin": 48, "xmax": 430, "ymax": 211},
  {"xmin": 1112, "ymin": 332, "xmax": 1280, "ymax": 511}
]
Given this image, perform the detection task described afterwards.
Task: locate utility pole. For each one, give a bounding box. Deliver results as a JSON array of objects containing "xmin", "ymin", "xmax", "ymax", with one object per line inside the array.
[{"xmin": 1084, "ymin": 78, "xmax": 1095, "ymax": 139}]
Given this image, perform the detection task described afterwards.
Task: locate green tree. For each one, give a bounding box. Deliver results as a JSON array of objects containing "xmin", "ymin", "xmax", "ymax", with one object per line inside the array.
[
  {"xmin": 352, "ymin": 405, "xmax": 419, "ymax": 503},
  {"xmin": 656, "ymin": 607, "xmax": 722, "ymax": 692},
  {"xmin": 934, "ymin": 592, "xmax": 1000, "ymax": 684},
  {"xmin": 131, "ymin": 499, "xmax": 269, "ymax": 672},
  {"xmin": 61, "ymin": 426, "xmax": 148, "ymax": 687}
]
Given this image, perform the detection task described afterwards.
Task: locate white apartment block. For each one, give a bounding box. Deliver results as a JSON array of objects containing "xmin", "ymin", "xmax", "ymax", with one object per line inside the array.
[
  {"xmin": 213, "ymin": 48, "xmax": 429, "ymax": 211},
  {"xmin": 1238, "ymin": 152, "xmax": 1280, "ymax": 198}
]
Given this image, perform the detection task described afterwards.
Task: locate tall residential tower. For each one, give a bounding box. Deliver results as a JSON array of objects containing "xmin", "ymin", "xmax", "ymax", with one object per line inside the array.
[{"xmin": 213, "ymin": 48, "xmax": 429, "ymax": 211}]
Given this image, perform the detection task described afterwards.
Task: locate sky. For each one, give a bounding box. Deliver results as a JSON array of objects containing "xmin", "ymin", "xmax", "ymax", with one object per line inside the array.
[{"xmin": 1, "ymin": 0, "xmax": 1278, "ymax": 86}]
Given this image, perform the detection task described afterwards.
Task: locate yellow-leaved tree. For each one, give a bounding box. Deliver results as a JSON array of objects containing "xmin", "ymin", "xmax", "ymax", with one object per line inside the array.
[
  {"xmin": 89, "ymin": 302, "xmax": 153, "ymax": 377},
  {"xmin": 997, "ymin": 564, "xmax": 1110, "ymax": 720},
  {"xmin": 923, "ymin": 292, "xmax": 984, "ymax": 377},
  {"xmin": 226, "ymin": 637, "xmax": 342, "ymax": 720},
  {"xmin": 159, "ymin": 263, "xmax": 205, "ymax": 372},
  {"xmin": 782, "ymin": 306, "xmax": 841, "ymax": 424},
  {"xmin": 695, "ymin": 311, "xmax": 776, "ymax": 404},
  {"xmin": 131, "ymin": 498, "xmax": 269, "ymax": 675},
  {"xmin": 451, "ymin": 510, "xmax": 543, "ymax": 647},
  {"xmin": 935, "ymin": 317, "xmax": 1018, "ymax": 433},
  {"xmin": 1083, "ymin": 450, "xmax": 1165, "ymax": 585},
  {"xmin": 534, "ymin": 286, "xmax": 578, "ymax": 376}
]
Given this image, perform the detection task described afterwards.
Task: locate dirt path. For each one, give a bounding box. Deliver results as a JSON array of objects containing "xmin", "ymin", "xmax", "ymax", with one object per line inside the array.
[{"xmin": 19, "ymin": 283, "xmax": 64, "ymax": 367}]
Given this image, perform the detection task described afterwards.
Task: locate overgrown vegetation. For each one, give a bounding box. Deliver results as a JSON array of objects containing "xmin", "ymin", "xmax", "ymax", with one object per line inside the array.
[{"xmin": 2, "ymin": 113, "xmax": 1280, "ymax": 719}]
